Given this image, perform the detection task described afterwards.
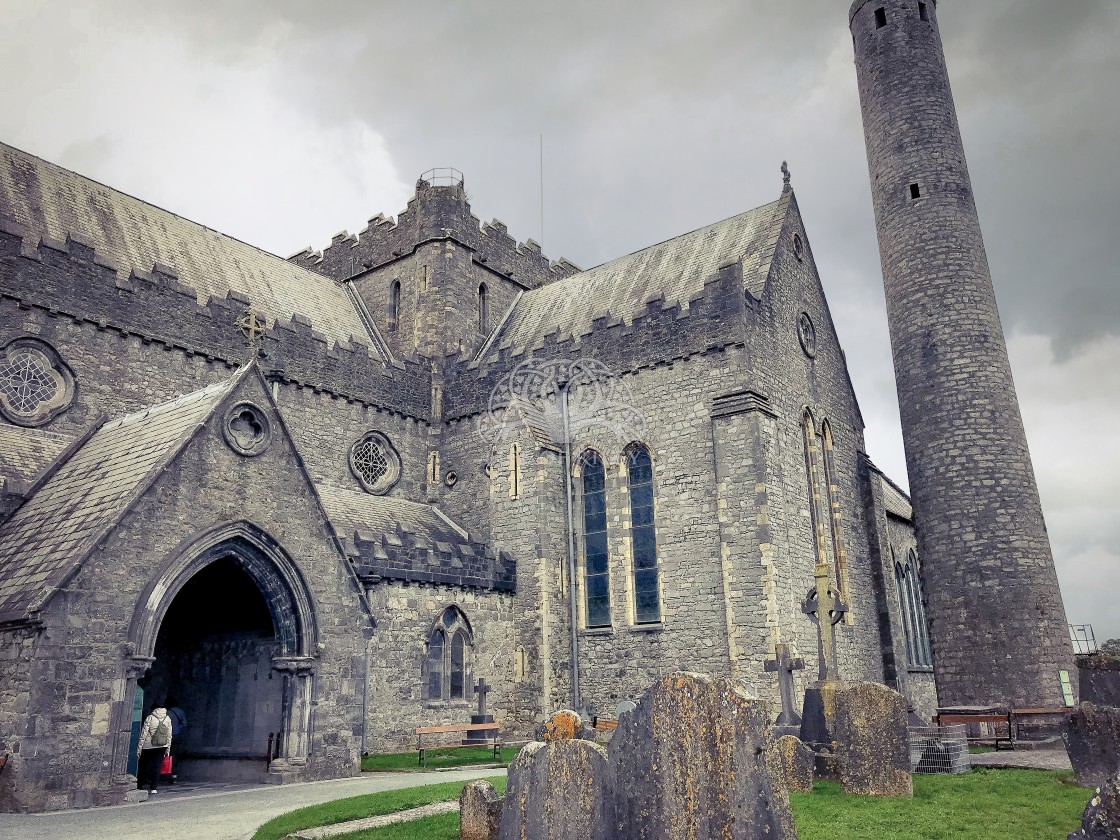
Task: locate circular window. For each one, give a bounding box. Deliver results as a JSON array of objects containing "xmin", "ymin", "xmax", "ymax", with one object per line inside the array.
[
  {"xmin": 792, "ymin": 233, "xmax": 804, "ymax": 261},
  {"xmin": 349, "ymin": 431, "xmax": 401, "ymax": 495},
  {"xmin": 797, "ymin": 312, "xmax": 817, "ymax": 358},
  {"xmin": 0, "ymin": 337, "xmax": 76, "ymax": 427},
  {"xmin": 223, "ymin": 402, "xmax": 271, "ymax": 456},
  {"xmin": 444, "ymin": 470, "xmax": 458, "ymax": 487}
]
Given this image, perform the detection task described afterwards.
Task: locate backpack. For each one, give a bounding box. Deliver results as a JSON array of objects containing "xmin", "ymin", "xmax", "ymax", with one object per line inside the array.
[{"xmin": 151, "ymin": 715, "xmax": 172, "ymax": 747}]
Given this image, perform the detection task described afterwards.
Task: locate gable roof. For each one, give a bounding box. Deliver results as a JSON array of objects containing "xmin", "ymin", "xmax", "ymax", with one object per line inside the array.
[
  {"xmin": 0, "ymin": 142, "xmax": 378, "ymax": 354},
  {"xmin": 484, "ymin": 193, "xmax": 788, "ymax": 357},
  {"xmin": 0, "ymin": 373, "xmax": 242, "ymax": 623}
]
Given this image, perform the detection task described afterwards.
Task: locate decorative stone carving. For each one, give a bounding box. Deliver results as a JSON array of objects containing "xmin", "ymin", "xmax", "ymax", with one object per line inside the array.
[{"xmin": 222, "ymin": 401, "xmax": 271, "ymax": 456}]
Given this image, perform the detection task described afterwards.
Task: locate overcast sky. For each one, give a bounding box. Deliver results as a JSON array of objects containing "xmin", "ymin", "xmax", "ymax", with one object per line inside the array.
[{"xmin": 2, "ymin": 1, "xmax": 1117, "ymax": 641}]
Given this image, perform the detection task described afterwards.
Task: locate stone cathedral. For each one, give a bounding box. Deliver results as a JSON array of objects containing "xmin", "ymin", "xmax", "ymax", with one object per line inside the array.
[{"xmin": 0, "ymin": 0, "xmax": 1072, "ymax": 812}]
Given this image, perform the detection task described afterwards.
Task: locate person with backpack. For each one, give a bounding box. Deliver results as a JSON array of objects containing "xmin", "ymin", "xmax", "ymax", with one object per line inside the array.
[{"xmin": 136, "ymin": 705, "xmax": 172, "ymax": 794}]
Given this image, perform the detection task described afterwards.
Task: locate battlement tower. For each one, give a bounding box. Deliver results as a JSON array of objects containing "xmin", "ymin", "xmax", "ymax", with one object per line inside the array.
[{"xmin": 849, "ymin": 0, "xmax": 1073, "ymax": 707}]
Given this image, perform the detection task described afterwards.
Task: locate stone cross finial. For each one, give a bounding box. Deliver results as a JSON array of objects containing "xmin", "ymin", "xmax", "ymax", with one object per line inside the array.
[
  {"xmin": 475, "ymin": 676, "xmax": 491, "ymax": 717},
  {"xmin": 781, "ymin": 160, "xmax": 791, "ymax": 191},
  {"xmin": 765, "ymin": 642, "xmax": 806, "ymax": 726},
  {"xmin": 235, "ymin": 307, "xmax": 267, "ymax": 360},
  {"xmin": 802, "ymin": 562, "xmax": 848, "ymax": 682}
]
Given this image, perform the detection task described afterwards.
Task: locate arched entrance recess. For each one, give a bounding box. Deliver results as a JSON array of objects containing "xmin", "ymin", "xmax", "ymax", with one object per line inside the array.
[{"xmin": 114, "ymin": 523, "xmax": 319, "ymax": 783}]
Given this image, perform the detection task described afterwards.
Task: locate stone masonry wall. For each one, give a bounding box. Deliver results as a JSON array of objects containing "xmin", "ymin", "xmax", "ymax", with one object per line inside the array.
[
  {"xmin": 851, "ymin": 0, "xmax": 1073, "ymax": 706},
  {"xmin": 0, "ymin": 627, "xmax": 36, "ymax": 810},
  {"xmin": 1, "ymin": 374, "xmax": 370, "ymax": 811},
  {"xmin": 363, "ymin": 581, "xmax": 516, "ymax": 752}
]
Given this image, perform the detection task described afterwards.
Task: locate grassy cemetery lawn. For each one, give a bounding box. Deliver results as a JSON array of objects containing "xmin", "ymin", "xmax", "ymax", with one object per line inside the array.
[
  {"xmin": 361, "ymin": 746, "xmax": 520, "ymax": 772},
  {"xmin": 259, "ymin": 767, "xmax": 1087, "ymax": 840}
]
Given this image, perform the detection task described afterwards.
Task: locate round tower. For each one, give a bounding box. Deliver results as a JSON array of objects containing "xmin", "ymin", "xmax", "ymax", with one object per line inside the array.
[{"xmin": 849, "ymin": 0, "xmax": 1073, "ymax": 707}]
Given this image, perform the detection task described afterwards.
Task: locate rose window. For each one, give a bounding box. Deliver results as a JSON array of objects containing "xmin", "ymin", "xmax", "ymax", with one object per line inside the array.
[
  {"xmin": 0, "ymin": 338, "xmax": 76, "ymax": 427},
  {"xmin": 349, "ymin": 431, "xmax": 401, "ymax": 494}
]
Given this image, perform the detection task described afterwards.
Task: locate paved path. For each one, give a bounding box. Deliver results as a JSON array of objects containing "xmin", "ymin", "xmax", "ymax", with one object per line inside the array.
[
  {"xmin": 0, "ymin": 767, "xmax": 506, "ymax": 840},
  {"xmin": 290, "ymin": 800, "xmax": 459, "ymax": 839},
  {"xmin": 970, "ymin": 747, "xmax": 1073, "ymax": 771}
]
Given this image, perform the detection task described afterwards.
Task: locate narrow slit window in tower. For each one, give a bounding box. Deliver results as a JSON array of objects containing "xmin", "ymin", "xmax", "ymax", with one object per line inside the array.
[
  {"xmin": 875, "ymin": 7, "xmax": 887, "ymax": 28},
  {"xmin": 478, "ymin": 283, "xmax": 489, "ymax": 334},
  {"xmin": 918, "ymin": 2, "xmax": 928, "ymax": 21},
  {"xmin": 390, "ymin": 280, "xmax": 401, "ymax": 330},
  {"xmin": 910, "ymin": 183, "xmax": 921, "ymax": 200}
]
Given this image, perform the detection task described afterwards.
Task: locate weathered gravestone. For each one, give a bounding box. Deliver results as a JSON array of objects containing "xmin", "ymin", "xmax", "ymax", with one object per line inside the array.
[
  {"xmin": 498, "ymin": 740, "xmax": 610, "ymax": 840},
  {"xmin": 834, "ymin": 681, "xmax": 912, "ymax": 797},
  {"xmin": 541, "ymin": 709, "xmax": 583, "ymax": 742},
  {"xmin": 773, "ymin": 734, "xmax": 815, "ymax": 793},
  {"xmin": 608, "ymin": 671, "xmax": 797, "ymax": 840},
  {"xmin": 1068, "ymin": 770, "xmax": 1120, "ymax": 840},
  {"xmin": 461, "ymin": 779, "xmax": 502, "ymax": 840},
  {"xmin": 1067, "ymin": 702, "xmax": 1120, "ymax": 790}
]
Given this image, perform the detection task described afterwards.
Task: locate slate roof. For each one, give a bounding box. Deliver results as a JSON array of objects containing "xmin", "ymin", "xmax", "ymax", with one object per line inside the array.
[
  {"xmin": 486, "ymin": 194, "xmax": 788, "ymax": 356},
  {"xmin": 882, "ymin": 479, "xmax": 913, "ymax": 521},
  {"xmin": 316, "ymin": 483, "xmax": 514, "ymax": 591},
  {"xmin": 0, "ymin": 425, "xmax": 74, "ymax": 489},
  {"xmin": 0, "ymin": 142, "xmax": 378, "ymax": 353},
  {"xmin": 0, "ymin": 376, "xmax": 239, "ymax": 623}
]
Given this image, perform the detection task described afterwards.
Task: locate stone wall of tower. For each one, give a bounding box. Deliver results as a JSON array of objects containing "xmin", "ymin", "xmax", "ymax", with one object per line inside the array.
[{"xmin": 850, "ymin": 0, "xmax": 1073, "ymax": 706}]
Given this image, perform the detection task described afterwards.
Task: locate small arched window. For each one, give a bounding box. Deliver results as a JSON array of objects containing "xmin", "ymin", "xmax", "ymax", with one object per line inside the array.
[
  {"xmin": 580, "ymin": 451, "xmax": 610, "ymax": 628},
  {"xmin": 426, "ymin": 629, "xmax": 444, "ymax": 700},
  {"xmin": 426, "ymin": 607, "xmax": 473, "ymax": 702},
  {"xmin": 390, "ymin": 280, "xmax": 401, "ymax": 331},
  {"xmin": 478, "ymin": 283, "xmax": 490, "ymax": 334},
  {"xmin": 627, "ymin": 444, "xmax": 661, "ymax": 624}
]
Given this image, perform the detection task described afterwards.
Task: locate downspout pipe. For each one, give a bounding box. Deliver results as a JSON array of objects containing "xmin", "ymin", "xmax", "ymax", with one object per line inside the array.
[{"xmin": 560, "ymin": 383, "xmax": 582, "ymax": 713}]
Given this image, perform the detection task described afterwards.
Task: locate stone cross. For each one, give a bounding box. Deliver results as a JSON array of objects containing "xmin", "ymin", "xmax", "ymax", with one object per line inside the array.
[
  {"xmin": 475, "ymin": 677, "xmax": 491, "ymax": 718},
  {"xmin": 765, "ymin": 642, "xmax": 805, "ymax": 726},
  {"xmin": 235, "ymin": 307, "xmax": 267, "ymax": 360},
  {"xmin": 781, "ymin": 160, "xmax": 792, "ymax": 191},
  {"xmin": 801, "ymin": 562, "xmax": 848, "ymax": 682}
]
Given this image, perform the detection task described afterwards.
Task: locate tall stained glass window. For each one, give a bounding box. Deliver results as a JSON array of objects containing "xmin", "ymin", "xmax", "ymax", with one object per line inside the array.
[
  {"xmin": 627, "ymin": 445, "xmax": 661, "ymax": 624},
  {"xmin": 581, "ymin": 451, "xmax": 611, "ymax": 627}
]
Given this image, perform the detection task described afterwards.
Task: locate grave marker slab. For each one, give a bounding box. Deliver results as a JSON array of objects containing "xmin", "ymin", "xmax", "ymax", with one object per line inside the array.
[
  {"xmin": 1068, "ymin": 769, "xmax": 1120, "ymax": 840},
  {"xmin": 834, "ymin": 681, "xmax": 912, "ymax": 797},
  {"xmin": 1067, "ymin": 702, "xmax": 1120, "ymax": 790},
  {"xmin": 608, "ymin": 671, "xmax": 796, "ymax": 840},
  {"xmin": 542, "ymin": 709, "xmax": 583, "ymax": 742},
  {"xmin": 773, "ymin": 734, "xmax": 815, "ymax": 793},
  {"xmin": 498, "ymin": 740, "xmax": 610, "ymax": 840},
  {"xmin": 461, "ymin": 779, "xmax": 502, "ymax": 840}
]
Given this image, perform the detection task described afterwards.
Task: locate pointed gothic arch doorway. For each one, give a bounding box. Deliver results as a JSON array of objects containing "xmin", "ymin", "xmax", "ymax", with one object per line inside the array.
[{"xmin": 116, "ymin": 524, "xmax": 319, "ymax": 785}]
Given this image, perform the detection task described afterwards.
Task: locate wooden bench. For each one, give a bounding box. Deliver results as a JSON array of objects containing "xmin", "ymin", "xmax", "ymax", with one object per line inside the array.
[
  {"xmin": 935, "ymin": 708, "xmax": 1014, "ymax": 750},
  {"xmin": 1010, "ymin": 706, "xmax": 1072, "ymax": 742},
  {"xmin": 415, "ymin": 724, "xmax": 501, "ymax": 767},
  {"xmin": 589, "ymin": 716, "xmax": 618, "ymax": 733}
]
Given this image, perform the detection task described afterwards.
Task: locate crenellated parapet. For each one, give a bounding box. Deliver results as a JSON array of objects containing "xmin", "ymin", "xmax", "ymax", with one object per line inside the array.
[
  {"xmin": 289, "ymin": 174, "xmax": 580, "ymax": 289},
  {"xmin": 0, "ymin": 218, "xmax": 432, "ymax": 420},
  {"xmin": 442, "ymin": 262, "xmax": 749, "ymax": 422},
  {"xmin": 343, "ymin": 526, "xmax": 515, "ymax": 592}
]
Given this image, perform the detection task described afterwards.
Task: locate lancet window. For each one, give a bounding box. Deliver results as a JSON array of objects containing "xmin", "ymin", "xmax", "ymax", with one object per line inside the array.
[
  {"xmin": 626, "ymin": 444, "xmax": 661, "ymax": 624},
  {"xmin": 425, "ymin": 607, "xmax": 473, "ymax": 702},
  {"xmin": 580, "ymin": 451, "xmax": 611, "ymax": 628}
]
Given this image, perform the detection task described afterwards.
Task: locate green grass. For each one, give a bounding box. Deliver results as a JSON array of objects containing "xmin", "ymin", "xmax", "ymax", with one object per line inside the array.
[
  {"xmin": 257, "ymin": 768, "xmax": 1086, "ymax": 840},
  {"xmin": 249, "ymin": 776, "xmax": 506, "ymax": 840},
  {"xmin": 790, "ymin": 769, "xmax": 1086, "ymax": 840},
  {"xmin": 361, "ymin": 747, "xmax": 520, "ymax": 772}
]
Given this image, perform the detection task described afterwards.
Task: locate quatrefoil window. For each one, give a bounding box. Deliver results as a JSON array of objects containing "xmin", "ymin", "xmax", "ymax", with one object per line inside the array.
[
  {"xmin": 222, "ymin": 402, "xmax": 271, "ymax": 456},
  {"xmin": 349, "ymin": 431, "xmax": 401, "ymax": 495},
  {"xmin": 0, "ymin": 337, "xmax": 76, "ymax": 427}
]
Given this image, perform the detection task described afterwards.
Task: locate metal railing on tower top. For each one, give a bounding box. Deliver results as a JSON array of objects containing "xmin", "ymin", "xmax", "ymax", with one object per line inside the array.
[{"xmin": 419, "ymin": 168, "xmax": 464, "ymax": 188}]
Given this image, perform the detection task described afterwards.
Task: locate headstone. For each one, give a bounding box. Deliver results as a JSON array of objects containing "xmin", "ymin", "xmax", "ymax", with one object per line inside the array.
[
  {"xmin": 461, "ymin": 779, "xmax": 502, "ymax": 840},
  {"xmin": 466, "ymin": 677, "xmax": 498, "ymax": 745},
  {"xmin": 834, "ymin": 681, "xmax": 912, "ymax": 797},
  {"xmin": 765, "ymin": 643, "xmax": 805, "ymax": 729},
  {"xmin": 1067, "ymin": 702, "xmax": 1120, "ymax": 790},
  {"xmin": 541, "ymin": 709, "xmax": 582, "ymax": 742},
  {"xmin": 773, "ymin": 734, "xmax": 815, "ymax": 793},
  {"xmin": 498, "ymin": 740, "xmax": 610, "ymax": 840},
  {"xmin": 799, "ymin": 678, "xmax": 845, "ymax": 750},
  {"xmin": 801, "ymin": 562, "xmax": 848, "ymax": 682},
  {"xmin": 1068, "ymin": 770, "xmax": 1120, "ymax": 840},
  {"xmin": 1077, "ymin": 654, "xmax": 1120, "ymax": 707},
  {"xmin": 608, "ymin": 672, "xmax": 797, "ymax": 840}
]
